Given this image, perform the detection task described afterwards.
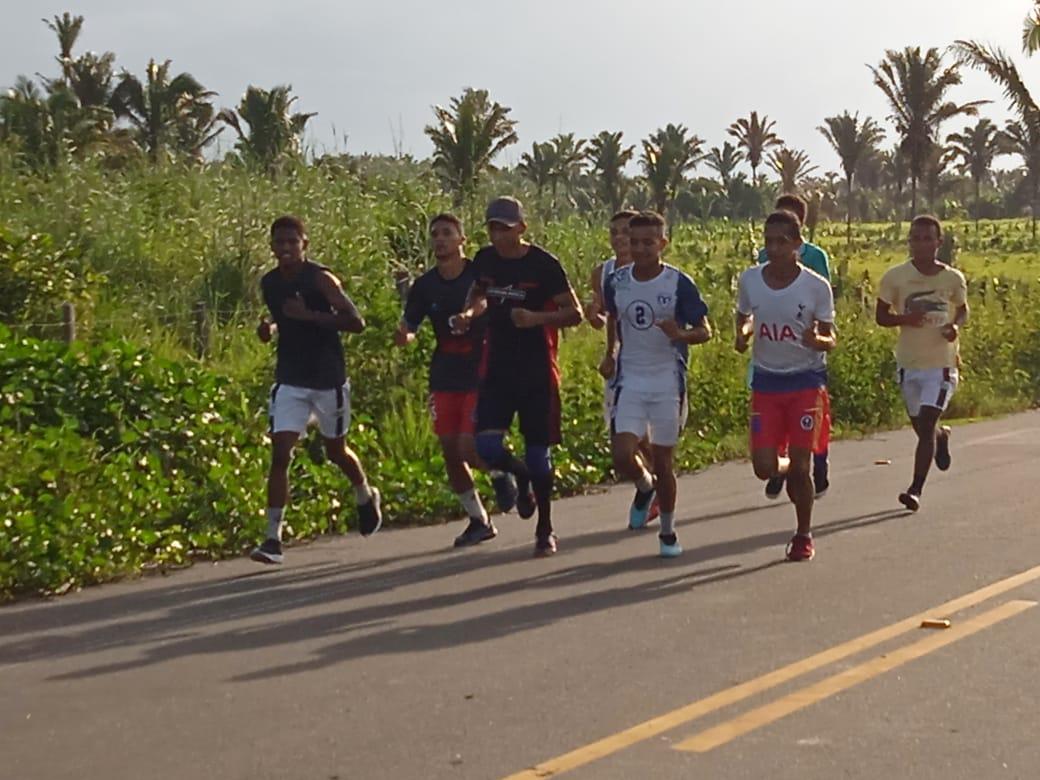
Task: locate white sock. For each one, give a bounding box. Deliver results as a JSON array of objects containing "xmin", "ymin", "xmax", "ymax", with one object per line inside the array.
[
  {"xmin": 354, "ymin": 480, "xmax": 372, "ymax": 504},
  {"xmin": 458, "ymin": 488, "xmax": 488, "ymax": 522},
  {"xmin": 635, "ymin": 471, "xmax": 654, "ymax": 493},
  {"xmin": 659, "ymin": 510, "xmax": 675, "ymax": 536},
  {"xmin": 266, "ymin": 507, "xmax": 284, "ymax": 541}
]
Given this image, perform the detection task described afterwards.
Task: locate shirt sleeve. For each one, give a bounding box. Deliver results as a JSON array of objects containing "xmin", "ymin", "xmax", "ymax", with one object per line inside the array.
[
  {"xmin": 950, "ymin": 270, "xmax": 968, "ymax": 307},
  {"xmin": 814, "ymin": 278, "xmax": 836, "ymax": 323},
  {"xmin": 676, "ymin": 273, "xmax": 709, "ymax": 327},
  {"xmin": 878, "ymin": 267, "xmax": 898, "ymax": 306},
  {"xmin": 813, "ymin": 247, "xmax": 832, "ymax": 281},
  {"xmin": 540, "ymin": 252, "xmax": 571, "ymax": 300},
  {"xmin": 736, "ymin": 271, "xmax": 753, "ymax": 316},
  {"xmin": 603, "ymin": 272, "xmax": 618, "ymax": 317},
  {"xmin": 402, "ymin": 276, "xmax": 426, "ymax": 332}
]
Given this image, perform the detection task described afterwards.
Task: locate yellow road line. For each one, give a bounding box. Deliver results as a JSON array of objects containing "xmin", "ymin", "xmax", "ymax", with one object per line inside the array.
[
  {"xmin": 501, "ymin": 564, "xmax": 1040, "ymax": 780},
  {"xmin": 675, "ymin": 599, "xmax": 1036, "ymax": 752}
]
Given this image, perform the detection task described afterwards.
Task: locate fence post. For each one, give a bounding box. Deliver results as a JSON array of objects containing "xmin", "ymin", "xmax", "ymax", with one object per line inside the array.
[
  {"xmin": 61, "ymin": 302, "xmax": 76, "ymax": 344},
  {"xmin": 192, "ymin": 301, "xmax": 209, "ymax": 359}
]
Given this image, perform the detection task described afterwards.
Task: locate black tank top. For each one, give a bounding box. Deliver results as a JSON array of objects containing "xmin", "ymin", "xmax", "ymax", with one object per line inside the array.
[{"xmin": 260, "ymin": 260, "xmax": 346, "ymax": 389}]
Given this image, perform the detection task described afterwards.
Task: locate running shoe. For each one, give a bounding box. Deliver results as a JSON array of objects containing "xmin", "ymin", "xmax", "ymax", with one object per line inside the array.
[
  {"xmin": 358, "ymin": 487, "xmax": 383, "ymax": 536},
  {"xmin": 516, "ymin": 483, "xmax": 536, "ymax": 520},
  {"xmin": 250, "ymin": 538, "xmax": 283, "ymax": 565},
  {"xmin": 491, "ymin": 472, "xmax": 518, "ymax": 513},
  {"xmin": 534, "ymin": 533, "xmax": 558, "ymax": 557},
  {"xmin": 785, "ymin": 533, "xmax": 815, "ymax": 562},
  {"xmin": 628, "ymin": 485, "xmax": 657, "ymax": 529},
  {"xmin": 659, "ymin": 533, "xmax": 683, "ymax": 558},
  {"xmin": 454, "ymin": 518, "xmax": 498, "ymax": 548},
  {"xmin": 935, "ymin": 426, "xmax": 952, "ymax": 471},
  {"xmin": 898, "ymin": 491, "xmax": 921, "ymax": 512},
  {"xmin": 813, "ymin": 456, "xmax": 830, "ymax": 498},
  {"xmin": 765, "ymin": 473, "xmax": 786, "ymax": 500}
]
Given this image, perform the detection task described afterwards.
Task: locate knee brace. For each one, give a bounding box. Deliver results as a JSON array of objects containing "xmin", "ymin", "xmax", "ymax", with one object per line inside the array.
[{"xmin": 524, "ymin": 444, "xmax": 552, "ymax": 477}]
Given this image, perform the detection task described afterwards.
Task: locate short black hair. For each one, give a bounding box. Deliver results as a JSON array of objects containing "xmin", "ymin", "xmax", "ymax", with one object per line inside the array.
[
  {"xmin": 774, "ymin": 194, "xmax": 808, "ymax": 223},
  {"xmin": 429, "ymin": 212, "xmax": 464, "ymax": 233},
  {"xmin": 270, "ymin": 215, "xmax": 307, "ymax": 238},
  {"xmin": 609, "ymin": 209, "xmax": 640, "ymax": 223},
  {"xmin": 628, "ymin": 211, "xmax": 667, "ymax": 230},
  {"xmin": 765, "ymin": 209, "xmax": 802, "ymax": 241},
  {"xmin": 910, "ymin": 214, "xmax": 942, "ymax": 238}
]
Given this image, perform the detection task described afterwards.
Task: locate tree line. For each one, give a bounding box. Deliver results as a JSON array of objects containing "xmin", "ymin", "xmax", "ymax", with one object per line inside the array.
[{"xmin": 5, "ymin": 11, "xmax": 1040, "ymax": 236}]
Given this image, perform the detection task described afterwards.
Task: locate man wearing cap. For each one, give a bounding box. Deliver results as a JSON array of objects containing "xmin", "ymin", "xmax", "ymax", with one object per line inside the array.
[{"xmin": 451, "ymin": 197, "xmax": 583, "ymax": 557}]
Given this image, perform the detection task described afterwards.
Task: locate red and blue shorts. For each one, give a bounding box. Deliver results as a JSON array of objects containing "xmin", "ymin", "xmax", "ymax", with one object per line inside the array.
[
  {"xmin": 428, "ymin": 390, "xmax": 478, "ymax": 437},
  {"xmin": 750, "ymin": 386, "xmax": 830, "ymax": 452}
]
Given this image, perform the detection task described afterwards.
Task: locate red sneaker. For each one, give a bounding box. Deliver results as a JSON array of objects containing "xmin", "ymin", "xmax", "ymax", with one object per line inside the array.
[{"xmin": 785, "ymin": 534, "xmax": 815, "ymax": 562}]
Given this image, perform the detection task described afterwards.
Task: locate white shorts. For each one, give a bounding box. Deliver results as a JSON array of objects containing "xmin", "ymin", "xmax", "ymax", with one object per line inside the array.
[
  {"xmin": 898, "ymin": 367, "xmax": 958, "ymax": 417},
  {"xmin": 269, "ymin": 382, "xmax": 352, "ymax": 439},
  {"xmin": 610, "ymin": 387, "xmax": 687, "ymax": 447}
]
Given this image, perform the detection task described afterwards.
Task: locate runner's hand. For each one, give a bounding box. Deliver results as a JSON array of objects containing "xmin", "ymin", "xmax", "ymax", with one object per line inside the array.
[
  {"xmin": 941, "ymin": 323, "xmax": 959, "ymax": 342},
  {"xmin": 449, "ymin": 312, "xmax": 471, "ymax": 335},
  {"xmin": 734, "ymin": 332, "xmax": 750, "ymax": 353},
  {"xmin": 656, "ymin": 319, "xmax": 681, "ymax": 341},
  {"xmin": 598, "ymin": 354, "xmax": 616, "ymax": 380},
  {"xmin": 393, "ymin": 322, "xmax": 414, "ymax": 347},
  {"xmin": 257, "ymin": 316, "xmax": 273, "ymax": 343},
  {"xmin": 510, "ymin": 308, "xmax": 537, "ymax": 328},
  {"xmin": 282, "ymin": 294, "xmax": 312, "ymax": 321}
]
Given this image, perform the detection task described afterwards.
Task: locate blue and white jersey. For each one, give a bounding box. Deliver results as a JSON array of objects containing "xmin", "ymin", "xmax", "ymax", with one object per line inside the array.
[{"xmin": 604, "ymin": 263, "xmax": 709, "ymax": 395}]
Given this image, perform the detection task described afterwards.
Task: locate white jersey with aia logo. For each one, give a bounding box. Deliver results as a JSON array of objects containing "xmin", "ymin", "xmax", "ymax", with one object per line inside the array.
[{"xmin": 736, "ymin": 265, "xmax": 834, "ymax": 376}]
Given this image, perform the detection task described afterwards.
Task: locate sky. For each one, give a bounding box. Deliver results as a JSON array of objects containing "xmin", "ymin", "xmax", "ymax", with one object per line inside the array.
[{"xmin": 2, "ymin": 0, "xmax": 1034, "ymax": 176}]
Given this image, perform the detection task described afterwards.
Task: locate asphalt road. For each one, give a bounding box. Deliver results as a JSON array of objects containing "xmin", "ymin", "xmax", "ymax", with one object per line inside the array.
[{"xmin": 2, "ymin": 412, "xmax": 1039, "ymax": 780}]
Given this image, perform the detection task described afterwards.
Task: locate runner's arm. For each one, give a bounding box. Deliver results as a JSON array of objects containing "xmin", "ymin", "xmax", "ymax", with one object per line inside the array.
[
  {"xmin": 803, "ymin": 320, "xmax": 837, "ymax": 352},
  {"xmin": 585, "ymin": 263, "xmax": 607, "ymax": 329},
  {"xmin": 282, "ymin": 270, "xmax": 365, "ymax": 332},
  {"xmin": 513, "ymin": 287, "xmax": 583, "ymax": 328},
  {"xmin": 734, "ymin": 311, "xmax": 753, "ymax": 353},
  {"xmin": 875, "ymin": 298, "xmax": 925, "ymax": 328}
]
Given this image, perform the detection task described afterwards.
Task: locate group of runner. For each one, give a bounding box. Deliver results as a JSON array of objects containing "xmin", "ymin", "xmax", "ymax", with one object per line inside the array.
[{"xmin": 250, "ymin": 196, "xmax": 968, "ymax": 566}]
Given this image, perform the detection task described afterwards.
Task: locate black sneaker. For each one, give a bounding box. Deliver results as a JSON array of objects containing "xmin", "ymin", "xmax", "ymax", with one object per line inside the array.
[
  {"xmin": 250, "ymin": 538, "xmax": 283, "ymax": 565},
  {"xmin": 765, "ymin": 474, "xmax": 786, "ymax": 500},
  {"xmin": 516, "ymin": 484, "xmax": 536, "ymax": 520},
  {"xmin": 898, "ymin": 491, "xmax": 921, "ymax": 512},
  {"xmin": 935, "ymin": 426, "xmax": 952, "ymax": 471},
  {"xmin": 453, "ymin": 518, "xmax": 498, "ymax": 548},
  {"xmin": 813, "ymin": 460, "xmax": 830, "ymax": 499},
  {"xmin": 533, "ymin": 533, "xmax": 558, "ymax": 557},
  {"xmin": 491, "ymin": 472, "xmax": 518, "ymax": 513},
  {"xmin": 358, "ymin": 487, "xmax": 383, "ymax": 537}
]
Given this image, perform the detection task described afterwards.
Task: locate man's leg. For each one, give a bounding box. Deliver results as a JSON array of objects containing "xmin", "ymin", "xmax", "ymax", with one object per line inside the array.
[
  {"xmin": 611, "ymin": 391, "xmax": 656, "ymax": 529},
  {"xmin": 252, "ymin": 431, "xmax": 299, "ymax": 564},
  {"xmin": 900, "ymin": 406, "xmax": 942, "ymax": 511},
  {"xmin": 785, "ymin": 446, "xmax": 814, "ymax": 537},
  {"xmin": 813, "ymin": 388, "xmax": 832, "ymax": 497},
  {"xmin": 324, "ymin": 436, "xmax": 382, "ymax": 536},
  {"xmin": 651, "ymin": 444, "xmax": 682, "ymax": 557}
]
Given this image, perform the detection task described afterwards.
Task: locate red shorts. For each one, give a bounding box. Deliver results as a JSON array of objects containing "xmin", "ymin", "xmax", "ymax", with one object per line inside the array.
[
  {"xmin": 750, "ymin": 387, "xmax": 829, "ymax": 452},
  {"xmin": 429, "ymin": 391, "xmax": 478, "ymax": 437}
]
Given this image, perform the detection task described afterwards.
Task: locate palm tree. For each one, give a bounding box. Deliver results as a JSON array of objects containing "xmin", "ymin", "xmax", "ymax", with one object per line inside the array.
[
  {"xmin": 640, "ymin": 123, "xmax": 704, "ymax": 216},
  {"xmin": 66, "ymin": 51, "xmax": 116, "ymax": 109},
  {"xmin": 818, "ymin": 112, "xmax": 885, "ymax": 243},
  {"xmin": 518, "ymin": 141, "xmax": 554, "ymax": 203},
  {"xmin": 869, "ymin": 46, "xmax": 987, "ymax": 217},
  {"xmin": 43, "ymin": 12, "xmax": 84, "ymax": 85},
  {"xmin": 953, "ymin": 40, "xmax": 1040, "ymax": 236},
  {"xmin": 946, "ymin": 119, "xmax": 1001, "ymax": 227},
  {"xmin": 728, "ymin": 112, "xmax": 782, "ymax": 186},
  {"xmin": 1024, "ymin": 1, "xmax": 1040, "ymax": 55},
  {"xmin": 424, "ymin": 88, "xmax": 518, "ymax": 207},
  {"xmin": 111, "ymin": 59, "xmax": 218, "ymax": 162},
  {"xmin": 586, "ymin": 130, "xmax": 635, "ymax": 214},
  {"xmin": 219, "ymin": 85, "xmax": 313, "ymax": 171},
  {"xmin": 767, "ymin": 147, "xmax": 817, "ymax": 194},
  {"xmin": 999, "ymin": 120, "xmax": 1040, "ymax": 234},
  {"xmin": 704, "ymin": 141, "xmax": 745, "ymax": 188},
  {"xmin": 546, "ymin": 132, "xmax": 587, "ymax": 208}
]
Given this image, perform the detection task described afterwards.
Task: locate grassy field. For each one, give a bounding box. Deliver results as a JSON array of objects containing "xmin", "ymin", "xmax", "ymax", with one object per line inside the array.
[{"xmin": 2, "ymin": 158, "xmax": 1039, "ymax": 597}]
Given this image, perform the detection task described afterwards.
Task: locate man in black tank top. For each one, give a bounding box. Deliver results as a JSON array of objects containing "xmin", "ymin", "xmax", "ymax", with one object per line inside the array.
[{"xmin": 250, "ymin": 215, "xmax": 382, "ymax": 565}]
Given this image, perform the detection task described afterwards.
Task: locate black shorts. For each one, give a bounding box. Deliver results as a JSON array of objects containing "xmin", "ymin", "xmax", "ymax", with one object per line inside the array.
[{"xmin": 476, "ymin": 377, "xmax": 561, "ymax": 446}]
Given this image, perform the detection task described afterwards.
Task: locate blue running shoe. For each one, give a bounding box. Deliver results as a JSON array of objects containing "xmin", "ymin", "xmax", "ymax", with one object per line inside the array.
[
  {"xmin": 659, "ymin": 533, "xmax": 683, "ymax": 558},
  {"xmin": 628, "ymin": 485, "xmax": 656, "ymax": 530}
]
